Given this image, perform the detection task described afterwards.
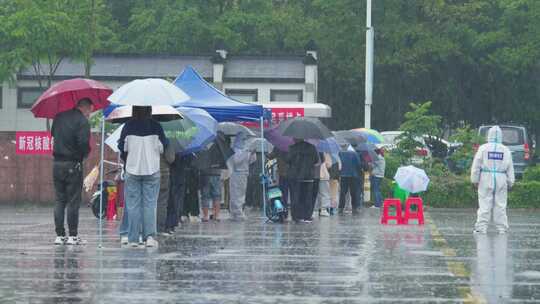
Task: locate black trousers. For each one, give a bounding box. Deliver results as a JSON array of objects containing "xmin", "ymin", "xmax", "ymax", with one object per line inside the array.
[
  {"xmin": 182, "ymin": 169, "xmax": 200, "ymax": 217},
  {"xmin": 339, "ymin": 176, "xmax": 363, "ymax": 210},
  {"xmin": 156, "ymin": 167, "xmax": 170, "ymax": 233},
  {"xmin": 290, "ymin": 180, "xmax": 314, "ymax": 221},
  {"xmin": 167, "ymin": 164, "xmax": 185, "ymax": 228},
  {"xmin": 53, "ymin": 161, "xmax": 83, "ymax": 237},
  {"xmin": 311, "ymin": 178, "xmax": 320, "ymax": 213}
]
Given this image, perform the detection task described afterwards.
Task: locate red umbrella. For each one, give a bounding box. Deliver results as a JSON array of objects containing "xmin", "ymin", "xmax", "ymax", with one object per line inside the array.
[{"xmin": 31, "ymin": 78, "xmax": 113, "ymax": 119}]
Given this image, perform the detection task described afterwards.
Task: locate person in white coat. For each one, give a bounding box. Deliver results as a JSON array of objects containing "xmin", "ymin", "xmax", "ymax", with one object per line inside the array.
[
  {"xmin": 316, "ymin": 153, "xmax": 333, "ymax": 217},
  {"xmin": 471, "ymin": 126, "xmax": 515, "ymax": 234},
  {"xmin": 228, "ymin": 133, "xmax": 256, "ymax": 221}
]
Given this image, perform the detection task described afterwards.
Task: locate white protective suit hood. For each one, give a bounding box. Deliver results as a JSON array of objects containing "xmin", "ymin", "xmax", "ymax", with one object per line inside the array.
[{"xmin": 487, "ymin": 126, "xmax": 503, "ymax": 144}]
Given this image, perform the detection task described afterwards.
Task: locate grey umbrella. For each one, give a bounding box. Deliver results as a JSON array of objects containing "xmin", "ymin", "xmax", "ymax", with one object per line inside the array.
[
  {"xmin": 247, "ymin": 137, "xmax": 274, "ymax": 153},
  {"xmin": 336, "ymin": 130, "xmax": 367, "ymax": 145},
  {"xmin": 218, "ymin": 122, "xmax": 256, "ymax": 136},
  {"xmin": 278, "ymin": 117, "xmax": 332, "ymax": 140}
]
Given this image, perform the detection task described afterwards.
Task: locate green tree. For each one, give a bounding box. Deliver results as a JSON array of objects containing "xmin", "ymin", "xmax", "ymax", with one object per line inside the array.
[
  {"xmin": 396, "ymin": 102, "xmax": 441, "ymax": 163},
  {"xmin": 448, "ymin": 125, "xmax": 484, "ymax": 175}
]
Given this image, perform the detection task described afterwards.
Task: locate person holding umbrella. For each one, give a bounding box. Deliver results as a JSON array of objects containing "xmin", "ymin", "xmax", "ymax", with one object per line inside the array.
[
  {"xmin": 370, "ymin": 147, "xmax": 386, "ymax": 208},
  {"xmin": 51, "ymin": 98, "xmax": 94, "ymax": 245},
  {"xmin": 119, "ymin": 106, "xmax": 168, "ymax": 248},
  {"xmin": 279, "ymin": 118, "xmax": 332, "ymax": 222},
  {"xmin": 227, "ymin": 132, "xmax": 256, "ymax": 221},
  {"xmin": 338, "ymin": 144, "xmax": 364, "ymax": 215},
  {"xmin": 31, "ymin": 78, "xmax": 113, "ymax": 246},
  {"xmin": 287, "ymin": 138, "xmax": 320, "ymax": 222}
]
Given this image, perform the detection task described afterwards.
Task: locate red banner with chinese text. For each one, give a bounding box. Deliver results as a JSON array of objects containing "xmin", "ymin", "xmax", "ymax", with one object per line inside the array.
[
  {"xmin": 15, "ymin": 131, "xmax": 53, "ymax": 155},
  {"xmin": 270, "ymin": 108, "xmax": 304, "ymax": 124},
  {"xmin": 242, "ymin": 107, "xmax": 305, "ymax": 128}
]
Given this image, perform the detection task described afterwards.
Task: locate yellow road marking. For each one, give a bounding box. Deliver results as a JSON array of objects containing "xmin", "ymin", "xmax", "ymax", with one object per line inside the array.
[{"xmin": 425, "ymin": 214, "xmax": 486, "ymax": 304}]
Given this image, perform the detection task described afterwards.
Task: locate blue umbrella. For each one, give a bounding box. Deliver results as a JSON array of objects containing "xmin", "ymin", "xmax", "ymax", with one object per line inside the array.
[
  {"xmin": 316, "ymin": 137, "xmax": 340, "ymax": 155},
  {"xmin": 176, "ymin": 107, "xmax": 218, "ymax": 155}
]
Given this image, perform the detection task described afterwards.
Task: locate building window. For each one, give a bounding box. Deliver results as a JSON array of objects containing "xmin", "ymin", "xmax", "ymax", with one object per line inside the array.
[
  {"xmin": 270, "ymin": 90, "xmax": 303, "ymax": 102},
  {"xmin": 225, "ymin": 89, "xmax": 258, "ymax": 102},
  {"xmin": 17, "ymin": 87, "xmax": 45, "ymax": 108}
]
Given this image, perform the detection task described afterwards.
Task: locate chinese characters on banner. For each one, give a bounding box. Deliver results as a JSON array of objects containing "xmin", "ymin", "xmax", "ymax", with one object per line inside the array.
[
  {"xmin": 270, "ymin": 108, "xmax": 305, "ymax": 124},
  {"xmin": 240, "ymin": 108, "xmax": 305, "ymax": 128},
  {"xmin": 15, "ymin": 131, "xmax": 53, "ymax": 155}
]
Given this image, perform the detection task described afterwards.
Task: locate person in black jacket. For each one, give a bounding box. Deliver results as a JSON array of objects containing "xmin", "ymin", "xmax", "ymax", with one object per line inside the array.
[
  {"xmin": 287, "ymin": 139, "xmax": 320, "ymax": 223},
  {"xmin": 51, "ymin": 98, "xmax": 93, "ymax": 245}
]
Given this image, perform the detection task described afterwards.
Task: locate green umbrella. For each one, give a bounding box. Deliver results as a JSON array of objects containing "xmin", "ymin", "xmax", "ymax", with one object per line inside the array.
[{"xmin": 160, "ymin": 118, "xmax": 198, "ymax": 152}]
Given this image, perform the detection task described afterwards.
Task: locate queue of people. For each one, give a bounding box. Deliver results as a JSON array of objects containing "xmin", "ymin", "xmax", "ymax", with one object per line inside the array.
[
  {"xmin": 51, "ymin": 101, "xmax": 388, "ymax": 248},
  {"xmin": 50, "ymin": 96, "xmax": 515, "ymax": 250}
]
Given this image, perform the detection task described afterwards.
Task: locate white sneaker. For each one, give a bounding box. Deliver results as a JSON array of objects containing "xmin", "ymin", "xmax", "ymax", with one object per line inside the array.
[
  {"xmin": 138, "ymin": 236, "xmax": 144, "ymax": 245},
  {"xmin": 497, "ymin": 230, "xmax": 507, "ymax": 234},
  {"xmin": 473, "ymin": 229, "xmax": 487, "ymax": 234},
  {"xmin": 66, "ymin": 236, "xmax": 86, "ymax": 245},
  {"xmin": 129, "ymin": 242, "xmax": 139, "ymax": 248},
  {"xmin": 320, "ymin": 209, "xmax": 330, "ymax": 217},
  {"xmin": 145, "ymin": 236, "xmax": 158, "ymax": 248},
  {"xmin": 54, "ymin": 236, "xmax": 66, "ymax": 245},
  {"xmin": 120, "ymin": 236, "xmax": 128, "ymax": 245}
]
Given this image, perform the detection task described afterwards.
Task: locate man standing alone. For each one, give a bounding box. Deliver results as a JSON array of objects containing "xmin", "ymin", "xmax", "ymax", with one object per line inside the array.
[{"xmin": 51, "ymin": 98, "xmax": 93, "ymax": 245}]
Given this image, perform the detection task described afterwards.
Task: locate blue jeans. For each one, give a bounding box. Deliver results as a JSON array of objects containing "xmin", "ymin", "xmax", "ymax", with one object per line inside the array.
[
  {"xmin": 119, "ymin": 207, "xmax": 128, "ymax": 236},
  {"xmin": 125, "ymin": 172, "xmax": 160, "ymax": 243},
  {"xmin": 370, "ymin": 176, "xmax": 383, "ymax": 207}
]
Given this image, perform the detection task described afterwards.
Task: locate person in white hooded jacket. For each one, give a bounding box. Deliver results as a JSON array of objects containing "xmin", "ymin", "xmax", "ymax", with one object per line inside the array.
[
  {"xmin": 228, "ymin": 132, "xmax": 256, "ymax": 221},
  {"xmin": 471, "ymin": 126, "xmax": 515, "ymax": 234}
]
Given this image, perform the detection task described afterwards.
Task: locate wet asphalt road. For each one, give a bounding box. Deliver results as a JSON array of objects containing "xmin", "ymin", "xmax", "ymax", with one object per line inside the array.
[{"xmin": 0, "ymin": 206, "xmax": 539, "ymax": 303}]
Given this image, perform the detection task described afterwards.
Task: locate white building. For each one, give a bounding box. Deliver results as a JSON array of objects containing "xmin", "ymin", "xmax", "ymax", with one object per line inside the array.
[{"xmin": 0, "ymin": 42, "xmax": 330, "ymax": 131}]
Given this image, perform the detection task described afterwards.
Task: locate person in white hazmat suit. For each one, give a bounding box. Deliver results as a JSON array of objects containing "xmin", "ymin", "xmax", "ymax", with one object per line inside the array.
[
  {"xmin": 471, "ymin": 126, "xmax": 515, "ymax": 234},
  {"xmin": 228, "ymin": 133, "xmax": 256, "ymax": 221}
]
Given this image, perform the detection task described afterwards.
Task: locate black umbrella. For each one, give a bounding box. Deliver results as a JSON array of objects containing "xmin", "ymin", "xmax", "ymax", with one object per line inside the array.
[
  {"xmin": 192, "ymin": 131, "xmax": 233, "ymax": 170},
  {"xmin": 278, "ymin": 117, "xmax": 332, "ymax": 140}
]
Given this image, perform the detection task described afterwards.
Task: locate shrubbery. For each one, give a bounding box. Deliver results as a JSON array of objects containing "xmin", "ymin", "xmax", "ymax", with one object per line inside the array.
[{"xmin": 523, "ymin": 165, "xmax": 540, "ymax": 182}]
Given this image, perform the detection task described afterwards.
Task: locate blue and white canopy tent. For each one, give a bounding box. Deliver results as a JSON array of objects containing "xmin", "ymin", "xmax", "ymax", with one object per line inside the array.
[
  {"xmin": 173, "ymin": 66, "xmax": 272, "ymax": 218},
  {"xmin": 173, "ymin": 66, "xmax": 269, "ymax": 122}
]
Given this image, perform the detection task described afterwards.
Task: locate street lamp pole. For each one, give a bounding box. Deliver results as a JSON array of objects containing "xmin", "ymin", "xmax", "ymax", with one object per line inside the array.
[{"xmin": 365, "ymin": 0, "xmax": 374, "ymax": 129}]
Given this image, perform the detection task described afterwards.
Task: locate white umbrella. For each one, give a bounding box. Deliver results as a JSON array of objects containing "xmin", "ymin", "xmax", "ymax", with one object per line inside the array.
[
  {"xmin": 394, "ymin": 165, "xmax": 430, "ymax": 193},
  {"xmin": 108, "ymin": 78, "xmax": 190, "ymax": 106},
  {"xmin": 106, "ymin": 105, "xmax": 184, "ymax": 123},
  {"xmin": 105, "ymin": 125, "xmax": 123, "ymax": 153}
]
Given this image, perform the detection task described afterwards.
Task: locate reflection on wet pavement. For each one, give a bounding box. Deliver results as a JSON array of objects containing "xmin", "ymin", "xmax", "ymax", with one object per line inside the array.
[{"xmin": 0, "ymin": 206, "xmax": 539, "ymax": 303}]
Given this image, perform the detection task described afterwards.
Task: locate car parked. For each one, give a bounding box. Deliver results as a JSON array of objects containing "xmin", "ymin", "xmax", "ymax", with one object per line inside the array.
[
  {"xmin": 478, "ymin": 124, "xmax": 533, "ymax": 177},
  {"xmin": 381, "ymin": 131, "xmax": 462, "ymax": 165},
  {"xmin": 380, "ymin": 131, "xmax": 431, "ymax": 164}
]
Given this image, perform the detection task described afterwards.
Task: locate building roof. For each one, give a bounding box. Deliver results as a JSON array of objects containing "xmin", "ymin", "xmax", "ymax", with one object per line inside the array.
[{"xmin": 18, "ymin": 54, "xmax": 308, "ymax": 82}]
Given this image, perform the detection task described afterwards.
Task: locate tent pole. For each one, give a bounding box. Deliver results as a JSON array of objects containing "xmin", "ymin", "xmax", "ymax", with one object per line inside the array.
[
  {"xmin": 260, "ymin": 117, "xmax": 266, "ymax": 219},
  {"xmin": 98, "ymin": 114, "xmax": 105, "ymax": 248}
]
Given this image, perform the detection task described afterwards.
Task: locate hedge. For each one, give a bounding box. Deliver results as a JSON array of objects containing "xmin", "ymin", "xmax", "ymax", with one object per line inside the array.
[
  {"xmin": 523, "ymin": 165, "xmax": 540, "ymax": 182},
  {"xmin": 379, "ymin": 174, "xmax": 540, "ymax": 209},
  {"xmin": 378, "ymin": 152, "xmax": 540, "ymax": 208}
]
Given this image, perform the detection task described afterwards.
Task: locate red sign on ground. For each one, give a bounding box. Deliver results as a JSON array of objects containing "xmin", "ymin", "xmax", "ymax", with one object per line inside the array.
[{"xmin": 15, "ymin": 131, "xmax": 53, "ymax": 155}]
